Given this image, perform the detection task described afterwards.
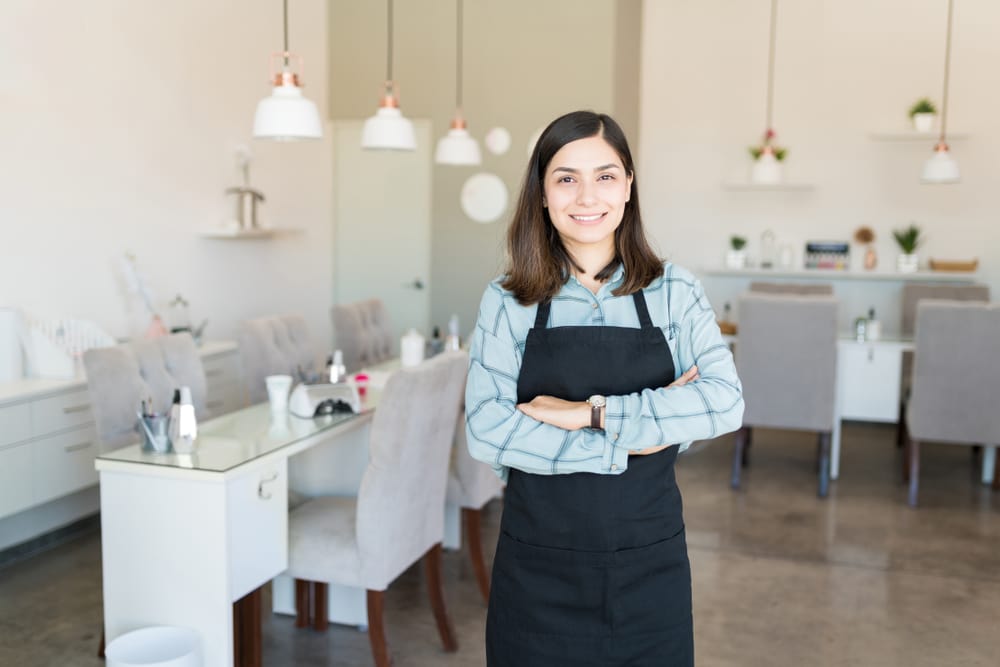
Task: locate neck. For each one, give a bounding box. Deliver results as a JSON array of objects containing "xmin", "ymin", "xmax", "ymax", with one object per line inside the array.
[{"xmin": 566, "ymin": 241, "xmax": 615, "ymax": 290}]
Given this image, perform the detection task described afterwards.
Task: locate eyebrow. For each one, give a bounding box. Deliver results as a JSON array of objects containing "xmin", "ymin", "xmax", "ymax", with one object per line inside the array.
[{"xmin": 551, "ymin": 164, "xmax": 622, "ymax": 174}]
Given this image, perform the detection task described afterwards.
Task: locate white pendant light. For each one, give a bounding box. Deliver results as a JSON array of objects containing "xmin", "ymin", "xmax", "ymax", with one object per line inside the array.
[
  {"xmin": 253, "ymin": 0, "xmax": 323, "ymax": 141},
  {"xmin": 435, "ymin": 0, "xmax": 481, "ymax": 166},
  {"xmin": 922, "ymin": 0, "xmax": 960, "ymax": 184},
  {"xmin": 748, "ymin": 0, "xmax": 787, "ymax": 184},
  {"xmin": 362, "ymin": 0, "xmax": 416, "ymax": 151}
]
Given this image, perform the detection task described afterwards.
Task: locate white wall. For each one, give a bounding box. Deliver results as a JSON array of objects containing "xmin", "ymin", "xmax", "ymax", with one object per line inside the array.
[
  {"xmin": 639, "ymin": 0, "xmax": 1000, "ymax": 333},
  {"xmin": 0, "ymin": 0, "xmax": 333, "ymax": 353}
]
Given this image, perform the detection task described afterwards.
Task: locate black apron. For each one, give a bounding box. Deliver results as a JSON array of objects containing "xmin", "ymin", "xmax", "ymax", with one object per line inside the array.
[{"xmin": 486, "ymin": 290, "xmax": 694, "ymax": 666}]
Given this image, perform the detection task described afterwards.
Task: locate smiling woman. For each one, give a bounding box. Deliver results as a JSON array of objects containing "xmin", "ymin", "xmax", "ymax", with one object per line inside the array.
[{"xmin": 464, "ymin": 111, "xmax": 744, "ymax": 666}]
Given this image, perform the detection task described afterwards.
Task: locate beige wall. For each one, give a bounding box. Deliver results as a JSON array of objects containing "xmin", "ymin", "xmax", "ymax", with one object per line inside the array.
[
  {"xmin": 328, "ymin": 0, "xmax": 641, "ymax": 336},
  {"xmin": 639, "ymin": 0, "xmax": 999, "ymax": 332},
  {"xmin": 0, "ymin": 0, "xmax": 334, "ymax": 351}
]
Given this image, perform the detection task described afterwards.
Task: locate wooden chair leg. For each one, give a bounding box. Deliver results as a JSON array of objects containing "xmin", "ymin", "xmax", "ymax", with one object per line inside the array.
[
  {"xmin": 902, "ymin": 436, "xmax": 911, "ymax": 483},
  {"xmin": 233, "ymin": 586, "xmax": 262, "ymax": 667},
  {"xmin": 993, "ymin": 446, "xmax": 1000, "ymax": 492},
  {"xmin": 742, "ymin": 427, "xmax": 753, "ymax": 467},
  {"xmin": 424, "ymin": 543, "xmax": 459, "ymax": 652},
  {"xmin": 817, "ymin": 432, "xmax": 831, "ymax": 498},
  {"xmin": 366, "ymin": 589, "xmax": 391, "ymax": 667},
  {"xmin": 98, "ymin": 627, "xmax": 105, "ymax": 658},
  {"xmin": 463, "ymin": 508, "xmax": 491, "ymax": 604},
  {"xmin": 731, "ymin": 427, "xmax": 747, "ymax": 489},
  {"xmin": 295, "ymin": 578, "xmax": 311, "ymax": 628},
  {"xmin": 907, "ymin": 439, "xmax": 920, "ymax": 507},
  {"xmin": 312, "ymin": 582, "xmax": 328, "ymax": 632},
  {"xmin": 896, "ymin": 401, "xmax": 906, "ymax": 448}
]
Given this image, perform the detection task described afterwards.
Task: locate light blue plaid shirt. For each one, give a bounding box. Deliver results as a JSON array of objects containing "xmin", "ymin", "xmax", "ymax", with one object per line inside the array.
[{"xmin": 465, "ymin": 262, "xmax": 744, "ymax": 480}]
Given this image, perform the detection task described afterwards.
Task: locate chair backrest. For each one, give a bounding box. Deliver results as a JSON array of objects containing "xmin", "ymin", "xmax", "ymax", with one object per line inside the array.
[
  {"xmin": 331, "ymin": 299, "xmax": 393, "ymax": 372},
  {"xmin": 900, "ymin": 283, "xmax": 989, "ymax": 337},
  {"xmin": 238, "ymin": 315, "xmax": 315, "ymax": 403},
  {"xmin": 737, "ymin": 293, "xmax": 839, "ymax": 431},
  {"xmin": 907, "ymin": 301, "xmax": 1000, "ymax": 444},
  {"xmin": 83, "ymin": 333, "xmax": 206, "ymax": 451},
  {"xmin": 750, "ymin": 281, "xmax": 834, "ymax": 296},
  {"xmin": 446, "ymin": 408, "xmax": 504, "ymax": 509},
  {"xmin": 355, "ymin": 351, "xmax": 468, "ymax": 590}
]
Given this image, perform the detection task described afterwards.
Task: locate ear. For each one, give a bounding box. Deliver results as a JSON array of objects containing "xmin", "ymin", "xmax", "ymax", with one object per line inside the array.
[{"xmin": 626, "ymin": 172, "xmax": 634, "ymax": 202}]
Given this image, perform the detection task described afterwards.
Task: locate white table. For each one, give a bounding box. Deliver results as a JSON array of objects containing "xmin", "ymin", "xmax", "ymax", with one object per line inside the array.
[{"xmin": 96, "ymin": 400, "xmax": 376, "ymax": 667}]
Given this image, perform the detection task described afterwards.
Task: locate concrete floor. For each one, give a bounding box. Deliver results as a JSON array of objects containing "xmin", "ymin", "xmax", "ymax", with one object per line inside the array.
[{"xmin": 1, "ymin": 422, "xmax": 998, "ymax": 666}]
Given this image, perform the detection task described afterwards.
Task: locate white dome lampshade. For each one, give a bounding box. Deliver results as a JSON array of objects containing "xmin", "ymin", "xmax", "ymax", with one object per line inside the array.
[
  {"xmin": 253, "ymin": 70, "xmax": 323, "ymax": 141},
  {"xmin": 362, "ymin": 84, "xmax": 416, "ymax": 151},
  {"xmin": 921, "ymin": 142, "xmax": 960, "ymax": 184},
  {"xmin": 435, "ymin": 115, "xmax": 481, "ymax": 165}
]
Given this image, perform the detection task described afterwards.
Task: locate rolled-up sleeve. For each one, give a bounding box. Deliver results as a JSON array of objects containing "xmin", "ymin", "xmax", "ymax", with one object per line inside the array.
[
  {"xmin": 603, "ymin": 277, "xmax": 744, "ymax": 456},
  {"xmin": 465, "ymin": 283, "xmax": 613, "ymax": 479}
]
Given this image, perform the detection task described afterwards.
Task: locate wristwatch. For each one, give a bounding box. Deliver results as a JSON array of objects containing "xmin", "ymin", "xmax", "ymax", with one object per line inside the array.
[{"xmin": 587, "ymin": 395, "xmax": 606, "ymax": 430}]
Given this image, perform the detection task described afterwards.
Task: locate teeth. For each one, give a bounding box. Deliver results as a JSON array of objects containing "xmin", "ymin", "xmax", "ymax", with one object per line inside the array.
[{"xmin": 571, "ymin": 214, "xmax": 603, "ymax": 222}]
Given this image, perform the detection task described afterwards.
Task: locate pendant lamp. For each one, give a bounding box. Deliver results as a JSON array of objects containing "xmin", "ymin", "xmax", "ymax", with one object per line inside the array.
[
  {"xmin": 748, "ymin": 0, "xmax": 787, "ymax": 184},
  {"xmin": 362, "ymin": 0, "xmax": 416, "ymax": 151},
  {"xmin": 922, "ymin": 0, "xmax": 960, "ymax": 184},
  {"xmin": 435, "ymin": 0, "xmax": 481, "ymax": 165},
  {"xmin": 253, "ymin": 0, "xmax": 323, "ymax": 141}
]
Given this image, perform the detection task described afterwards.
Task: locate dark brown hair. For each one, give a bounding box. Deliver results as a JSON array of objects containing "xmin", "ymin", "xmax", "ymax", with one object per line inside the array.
[{"xmin": 501, "ymin": 111, "xmax": 663, "ymax": 305}]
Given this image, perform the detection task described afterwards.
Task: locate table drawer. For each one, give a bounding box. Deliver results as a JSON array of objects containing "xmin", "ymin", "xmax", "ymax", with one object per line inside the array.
[
  {"xmin": 203, "ymin": 353, "xmax": 241, "ymax": 386},
  {"xmin": 0, "ymin": 401, "xmax": 31, "ymax": 448},
  {"xmin": 0, "ymin": 440, "xmax": 34, "ymax": 519},
  {"xmin": 227, "ymin": 460, "xmax": 287, "ymax": 601},
  {"xmin": 31, "ymin": 389, "xmax": 94, "ymax": 435},
  {"xmin": 33, "ymin": 424, "xmax": 99, "ymax": 505}
]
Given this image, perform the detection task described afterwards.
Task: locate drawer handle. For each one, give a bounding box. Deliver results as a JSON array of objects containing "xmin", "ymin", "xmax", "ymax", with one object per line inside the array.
[
  {"xmin": 258, "ymin": 472, "xmax": 279, "ymax": 500},
  {"xmin": 62, "ymin": 404, "xmax": 91, "ymax": 415},
  {"xmin": 64, "ymin": 441, "xmax": 93, "ymax": 453}
]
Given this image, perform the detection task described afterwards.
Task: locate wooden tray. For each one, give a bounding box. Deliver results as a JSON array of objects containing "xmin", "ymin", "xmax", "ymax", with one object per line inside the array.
[{"xmin": 929, "ymin": 258, "xmax": 978, "ymax": 272}]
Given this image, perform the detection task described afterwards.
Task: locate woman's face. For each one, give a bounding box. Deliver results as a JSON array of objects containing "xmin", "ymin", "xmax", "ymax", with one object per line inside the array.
[{"xmin": 543, "ymin": 134, "xmax": 633, "ymax": 259}]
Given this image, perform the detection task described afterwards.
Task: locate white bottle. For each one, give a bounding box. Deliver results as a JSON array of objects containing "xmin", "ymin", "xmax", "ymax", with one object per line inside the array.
[
  {"xmin": 170, "ymin": 386, "xmax": 198, "ymax": 454},
  {"xmin": 866, "ymin": 308, "xmax": 881, "ymax": 341},
  {"xmin": 400, "ymin": 329, "xmax": 425, "ymax": 367},
  {"xmin": 330, "ymin": 349, "xmax": 346, "ymax": 383}
]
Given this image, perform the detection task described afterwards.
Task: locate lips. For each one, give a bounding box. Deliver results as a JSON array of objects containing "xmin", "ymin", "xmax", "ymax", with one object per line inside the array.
[{"xmin": 569, "ymin": 212, "xmax": 607, "ymax": 225}]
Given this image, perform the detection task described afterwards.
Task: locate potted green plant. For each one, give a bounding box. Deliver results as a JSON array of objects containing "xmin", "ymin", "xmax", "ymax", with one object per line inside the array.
[
  {"xmin": 892, "ymin": 224, "xmax": 923, "ymax": 273},
  {"xmin": 749, "ymin": 128, "xmax": 787, "ymax": 184},
  {"xmin": 908, "ymin": 98, "xmax": 937, "ymax": 133},
  {"xmin": 726, "ymin": 235, "xmax": 748, "ymax": 269}
]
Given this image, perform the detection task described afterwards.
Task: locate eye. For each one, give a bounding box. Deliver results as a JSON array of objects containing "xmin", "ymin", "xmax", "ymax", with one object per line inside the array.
[
  {"xmin": 557, "ymin": 176, "xmax": 575, "ymax": 184},
  {"xmin": 598, "ymin": 173, "xmax": 615, "ymax": 181}
]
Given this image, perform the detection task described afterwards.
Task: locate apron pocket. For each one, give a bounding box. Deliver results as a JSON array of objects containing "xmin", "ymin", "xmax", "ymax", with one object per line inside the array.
[
  {"xmin": 610, "ymin": 527, "xmax": 692, "ymax": 637},
  {"xmin": 491, "ymin": 531, "xmax": 612, "ymax": 638}
]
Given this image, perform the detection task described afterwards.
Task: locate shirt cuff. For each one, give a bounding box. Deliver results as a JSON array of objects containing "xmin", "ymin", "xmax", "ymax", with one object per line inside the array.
[{"xmin": 603, "ymin": 395, "xmax": 628, "ymax": 473}]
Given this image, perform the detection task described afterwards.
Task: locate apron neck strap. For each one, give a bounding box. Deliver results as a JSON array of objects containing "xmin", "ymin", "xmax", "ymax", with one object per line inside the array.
[
  {"xmin": 534, "ymin": 300, "xmax": 552, "ymax": 329},
  {"xmin": 632, "ymin": 290, "xmax": 654, "ymax": 328}
]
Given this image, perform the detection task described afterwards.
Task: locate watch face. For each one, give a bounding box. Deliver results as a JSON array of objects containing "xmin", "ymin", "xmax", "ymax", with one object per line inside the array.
[{"xmin": 588, "ymin": 395, "xmax": 606, "ymax": 408}]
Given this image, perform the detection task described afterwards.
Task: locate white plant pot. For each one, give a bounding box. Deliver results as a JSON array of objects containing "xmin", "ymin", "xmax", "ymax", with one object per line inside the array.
[
  {"xmin": 750, "ymin": 153, "xmax": 783, "ymax": 184},
  {"xmin": 725, "ymin": 250, "xmax": 747, "ymax": 269},
  {"xmin": 896, "ymin": 253, "xmax": 919, "ymax": 273},
  {"xmin": 911, "ymin": 113, "xmax": 935, "ymax": 133}
]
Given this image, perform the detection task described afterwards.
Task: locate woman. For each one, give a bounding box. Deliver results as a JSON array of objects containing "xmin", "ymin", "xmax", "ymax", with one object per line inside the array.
[{"xmin": 465, "ymin": 111, "xmax": 744, "ymax": 666}]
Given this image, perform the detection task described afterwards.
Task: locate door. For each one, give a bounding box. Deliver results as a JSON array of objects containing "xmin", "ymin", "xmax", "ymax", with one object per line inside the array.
[{"xmin": 332, "ymin": 120, "xmax": 432, "ymax": 355}]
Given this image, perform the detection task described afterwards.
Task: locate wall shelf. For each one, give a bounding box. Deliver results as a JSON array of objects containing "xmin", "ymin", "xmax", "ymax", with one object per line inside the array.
[
  {"xmin": 720, "ymin": 182, "xmax": 815, "ymax": 191},
  {"xmin": 199, "ymin": 228, "xmax": 302, "ymax": 240},
  {"xmin": 702, "ymin": 267, "xmax": 978, "ymax": 283},
  {"xmin": 868, "ymin": 131, "xmax": 969, "ymax": 142}
]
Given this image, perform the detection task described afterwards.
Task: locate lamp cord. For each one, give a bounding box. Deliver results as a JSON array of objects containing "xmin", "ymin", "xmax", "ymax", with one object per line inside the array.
[
  {"xmin": 939, "ymin": 0, "xmax": 954, "ymax": 143},
  {"xmin": 456, "ymin": 0, "xmax": 464, "ymax": 110},
  {"xmin": 387, "ymin": 0, "xmax": 395, "ymax": 83},
  {"xmin": 282, "ymin": 0, "xmax": 289, "ymax": 67},
  {"xmin": 765, "ymin": 0, "xmax": 778, "ymax": 132}
]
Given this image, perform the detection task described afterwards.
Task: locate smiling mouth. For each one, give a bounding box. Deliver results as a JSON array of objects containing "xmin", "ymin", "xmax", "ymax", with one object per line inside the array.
[{"xmin": 569, "ymin": 213, "xmax": 607, "ymax": 224}]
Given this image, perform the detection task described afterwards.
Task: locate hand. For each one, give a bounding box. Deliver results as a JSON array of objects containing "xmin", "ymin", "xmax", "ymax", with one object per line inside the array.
[
  {"xmin": 629, "ymin": 366, "xmax": 700, "ymax": 455},
  {"xmin": 517, "ymin": 396, "xmax": 591, "ymax": 431}
]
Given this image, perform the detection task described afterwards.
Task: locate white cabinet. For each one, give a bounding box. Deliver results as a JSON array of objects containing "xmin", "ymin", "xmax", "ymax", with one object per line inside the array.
[
  {"xmin": 33, "ymin": 425, "xmax": 99, "ymax": 505},
  {"xmin": 226, "ymin": 461, "xmax": 288, "ymax": 601},
  {"xmin": 0, "ymin": 440, "xmax": 33, "ymax": 517},
  {"xmin": 837, "ymin": 340, "xmax": 908, "ymax": 422}
]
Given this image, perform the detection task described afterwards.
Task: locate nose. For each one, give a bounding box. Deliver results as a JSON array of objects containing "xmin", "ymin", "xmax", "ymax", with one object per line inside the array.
[{"xmin": 576, "ymin": 179, "xmax": 598, "ymax": 206}]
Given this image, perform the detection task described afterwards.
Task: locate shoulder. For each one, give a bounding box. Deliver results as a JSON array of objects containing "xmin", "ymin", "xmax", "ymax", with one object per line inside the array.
[
  {"xmin": 643, "ymin": 261, "xmax": 701, "ymax": 295},
  {"xmin": 476, "ymin": 277, "xmax": 537, "ymax": 340}
]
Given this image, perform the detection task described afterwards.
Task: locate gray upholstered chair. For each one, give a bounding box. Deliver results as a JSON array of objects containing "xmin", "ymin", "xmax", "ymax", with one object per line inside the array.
[
  {"xmin": 750, "ymin": 281, "xmax": 834, "ymax": 296},
  {"xmin": 446, "ymin": 409, "xmax": 504, "ymax": 603},
  {"xmin": 287, "ymin": 351, "xmax": 467, "ymax": 667},
  {"xmin": 897, "ymin": 283, "xmax": 990, "ymax": 446},
  {"xmin": 331, "ymin": 299, "xmax": 394, "ymax": 373},
  {"xmin": 731, "ymin": 293, "xmax": 839, "ymax": 497},
  {"xmin": 83, "ymin": 333, "xmax": 207, "ymax": 452},
  {"xmin": 903, "ymin": 301, "xmax": 1000, "ymax": 506},
  {"xmin": 238, "ymin": 315, "xmax": 317, "ymax": 404}
]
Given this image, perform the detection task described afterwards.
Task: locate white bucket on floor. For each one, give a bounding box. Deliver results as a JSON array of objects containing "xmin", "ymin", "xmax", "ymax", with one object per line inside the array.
[{"xmin": 106, "ymin": 626, "xmax": 201, "ymax": 667}]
